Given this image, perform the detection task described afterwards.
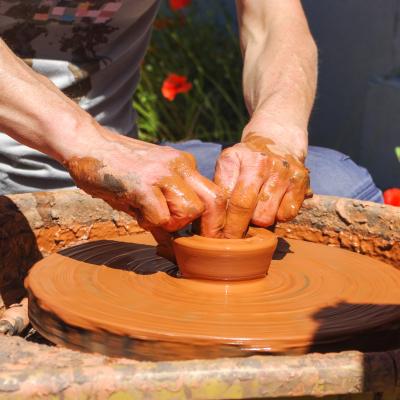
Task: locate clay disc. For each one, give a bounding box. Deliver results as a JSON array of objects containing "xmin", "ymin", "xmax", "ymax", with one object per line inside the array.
[{"xmin": 26, "ymin": 234, "xmax": 400, "ymax": 361}]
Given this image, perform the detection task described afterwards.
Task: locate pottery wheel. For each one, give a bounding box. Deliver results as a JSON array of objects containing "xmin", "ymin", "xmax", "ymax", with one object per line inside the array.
[{"xmin": 26, "ymin": 233, "xmax": 400, "ymax": 361}]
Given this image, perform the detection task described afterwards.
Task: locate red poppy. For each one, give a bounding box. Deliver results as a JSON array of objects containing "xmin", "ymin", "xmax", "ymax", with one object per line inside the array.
[
  {"xmin": 169, "ymin": 0, "xmax": 191, "ymax": 11},
  {"xmin": 383, "ymin": 188, "xmax": 400, "ymax": 207},
  {"xmin": 161, "ymin": 74, "xmax": 192, "ymax": 101}
]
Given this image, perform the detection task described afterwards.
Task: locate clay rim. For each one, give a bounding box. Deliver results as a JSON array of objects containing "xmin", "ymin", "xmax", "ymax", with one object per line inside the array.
[{"xmin": 173, "ymin": 227, "xmax": 277, "ymax": 252}]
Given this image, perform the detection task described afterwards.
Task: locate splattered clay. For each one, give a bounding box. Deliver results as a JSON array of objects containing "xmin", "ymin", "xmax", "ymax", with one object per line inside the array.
[{"xmin": 26, "ymin": 233, "xmax": 400, "ymax": 361}]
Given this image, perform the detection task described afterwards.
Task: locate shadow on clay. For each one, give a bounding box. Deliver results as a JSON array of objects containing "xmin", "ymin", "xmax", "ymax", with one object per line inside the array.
[
  {"xmin": 272, "ymin": 237, "xmax": 292, "ymax": 260},
  {"xmin": 59, "ymin": 240, "xmax": 180, "ymax": 277},
  {"xmin": 308, "ymin": 301, "xmax": 400, "ymax": 354}
]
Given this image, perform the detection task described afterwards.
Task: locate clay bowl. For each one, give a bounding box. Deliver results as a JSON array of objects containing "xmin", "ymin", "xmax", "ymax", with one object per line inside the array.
[{"xmin": 172, "ymin": 227, "xmax": 278, "ymax": 281}]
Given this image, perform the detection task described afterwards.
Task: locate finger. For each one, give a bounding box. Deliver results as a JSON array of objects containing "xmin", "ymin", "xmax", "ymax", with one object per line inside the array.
[
  {"xmin": 214, "ymin": 147, "xmax": 241, "ymax": 197},
  {"xmin": 150, "ymin": 227, "xmax": 176, "ymax": 262},
  {"xmin": 277, "ymin": 169, "xmax": 309, "ymax": 222},
  {"xmin": 134, "ymin": 214, "xmax": 176, "ymax": 261},
  {"xmin": 252, "ymin": 159, "xmax": 291, "ymax": 227},
  {"xmin": 223, "ymin": 154, "xmax": 268, "ymax": 238},
  {"xmin": 159, "ymin": 176, "xmax": 204, "ymax": 232},
  {"xmin": 180, "ymin": 151, "xmax": 197, "ymax": 169},
  {"xmin": 304, "ymin": 168, "xmax": 313, "ymax": 198},
  {"xmin": 305, "ymin": 187, "xmax": 314, "ymax": 199},
  {"xmin": 183, "ymin": 171, "xmax": 227, "ymax": 238},
  {"xmin": 133, "ymin": 186, "xmax": 171, "ymax": 227}
]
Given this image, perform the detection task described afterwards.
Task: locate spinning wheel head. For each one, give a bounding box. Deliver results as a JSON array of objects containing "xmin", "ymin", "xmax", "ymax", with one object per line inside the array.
[{"xmin": 25, "ymin": 233, "xmax": 400, "ymax": 361}]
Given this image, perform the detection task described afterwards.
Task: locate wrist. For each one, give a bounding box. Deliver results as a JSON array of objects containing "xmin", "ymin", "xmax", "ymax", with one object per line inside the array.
[
  {"xmin": 45, "ymin": 109, "xmax": 104, "ymax": 163},
  {"xmin": 242, "ymin": 112, "xmax": 308, "ymax": 161}
]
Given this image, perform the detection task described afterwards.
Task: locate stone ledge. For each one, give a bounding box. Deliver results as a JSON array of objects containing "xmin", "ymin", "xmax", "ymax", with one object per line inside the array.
[{"xmin": 0, "ymin": 335, "xmax": 399, "ymax": 399}]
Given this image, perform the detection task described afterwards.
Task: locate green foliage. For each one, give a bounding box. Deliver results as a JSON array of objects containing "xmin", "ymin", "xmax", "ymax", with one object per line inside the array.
[
  {"xmin": 395, "ymin": 147, "xmax": 400, "ymax": 163},
  {"xmin": 133, "ymin": 2, "xmax": 247, "ymax": 143}
]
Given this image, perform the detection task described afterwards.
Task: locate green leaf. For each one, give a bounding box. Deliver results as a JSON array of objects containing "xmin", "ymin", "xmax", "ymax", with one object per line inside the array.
[{"xmin": 396, "ymin": 147, "xmax": 400, "ymax": 163}]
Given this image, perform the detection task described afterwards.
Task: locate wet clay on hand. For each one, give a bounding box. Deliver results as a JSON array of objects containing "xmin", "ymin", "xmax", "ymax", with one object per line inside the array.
[
  {"xmin": 214, "ymin": 133, "xmax": 311, "ymax": 239},
  {"xmin": 64, "ymin": 133, "xmax": 226, "ymax": 241},
  {"xmin": 26, "ymin": 233, "xmax": 400, "ymax": 360},
  {"xmin": 173, "ymin": 227, "xmax": 278, "ymax": 280}
]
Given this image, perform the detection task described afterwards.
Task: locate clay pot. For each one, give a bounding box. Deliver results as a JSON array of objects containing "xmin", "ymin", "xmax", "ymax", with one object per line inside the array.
[{"xmin": 172, "ymin": 227, "xmax": 278, "ymax": 281}]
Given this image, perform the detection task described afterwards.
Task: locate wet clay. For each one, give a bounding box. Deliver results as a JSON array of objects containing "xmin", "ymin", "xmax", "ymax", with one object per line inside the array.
[
  {"xmin": 173, "ymin": 227, "xmax": 278, "ymax": 280},
  {"xmin": 26, "ymin": 233, "xmax": 400, "ymax": 361}
]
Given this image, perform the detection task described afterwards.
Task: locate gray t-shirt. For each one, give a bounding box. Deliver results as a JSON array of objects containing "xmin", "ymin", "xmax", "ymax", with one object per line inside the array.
[{"xmin": 0, "ymin": 0, "xmax": 160, "ymax": 194}]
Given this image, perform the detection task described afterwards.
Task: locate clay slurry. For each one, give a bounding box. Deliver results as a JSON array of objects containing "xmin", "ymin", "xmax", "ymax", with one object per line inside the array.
[{"xmin": 26, "ymin": 233, "xmax": 400, "ymax": 360}]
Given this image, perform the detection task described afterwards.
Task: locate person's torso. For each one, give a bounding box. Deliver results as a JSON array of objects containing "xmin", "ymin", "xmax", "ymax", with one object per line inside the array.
[{"xmin": 0, "ymin": 0, "xmax": 160, "ymax": 133}]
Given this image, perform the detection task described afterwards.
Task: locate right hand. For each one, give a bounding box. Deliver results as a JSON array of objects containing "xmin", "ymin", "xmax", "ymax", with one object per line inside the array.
[
  {"xmin": 214, "ymin": 133, "xmax": 310, "ymax": 238},
  {"xmin": 64, "ymin": 127, "xmax": 227, "ymax": 238}
]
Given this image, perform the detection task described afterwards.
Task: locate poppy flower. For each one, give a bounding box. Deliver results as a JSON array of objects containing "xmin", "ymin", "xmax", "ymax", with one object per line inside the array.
[
  {"xmin": 161, "ymin": 73, "xmax": 192, "ymax": 101},
  {"xmin": 383, "ymin": 188, "xmax": 400, "ymax": 207},
  {"xmin": 169, "ymin": 0, "xmax": 191, "ymax": 11}
]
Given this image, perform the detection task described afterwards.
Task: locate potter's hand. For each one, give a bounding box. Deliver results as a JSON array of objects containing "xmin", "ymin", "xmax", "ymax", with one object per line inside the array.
[
  {"xmin": 65, "ymin": 127, "xmax": 226, "ymax": 236},
  {"xmin": 214, "ymin": 132, "xmax": 310, "ymax": 238}
]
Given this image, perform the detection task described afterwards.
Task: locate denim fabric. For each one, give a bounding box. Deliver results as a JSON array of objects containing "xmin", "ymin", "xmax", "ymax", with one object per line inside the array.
[{"xmin": 163, "ymin": 140, "xmax": 383, "ymax": 203}]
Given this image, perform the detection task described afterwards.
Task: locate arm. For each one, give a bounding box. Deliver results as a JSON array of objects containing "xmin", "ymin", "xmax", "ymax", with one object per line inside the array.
[
  {"xmin": 214, "ymin": 0, "xmax": 317, "ymax": 238},
  {"xmin": 0, "ymin": 39, "xmax": 225, "ymax": 237},
  {"xmin": 238, "ymin": 0, "xmax": 317, "ymax": 158},
  {"xmin": 0, "ymin": 39, "xmax": 90, "ymax": 162}
]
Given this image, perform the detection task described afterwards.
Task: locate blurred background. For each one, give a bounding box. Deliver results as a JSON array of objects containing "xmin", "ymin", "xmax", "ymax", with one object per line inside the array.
[{"xmin": 135, "ymin": 0, "xmax": 400, "ymax": 192}]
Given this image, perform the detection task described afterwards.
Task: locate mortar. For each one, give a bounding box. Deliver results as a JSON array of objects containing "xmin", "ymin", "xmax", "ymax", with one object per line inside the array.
[{"xmin": 0, "ymin": 189, "xmax": 399, "ymax": 399}]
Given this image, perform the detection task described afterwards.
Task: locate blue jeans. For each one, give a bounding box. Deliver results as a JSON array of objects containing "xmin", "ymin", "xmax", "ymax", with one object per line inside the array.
[{"xmin": 164, "ymin": 140, "xmax": 383, "ymax": 203}]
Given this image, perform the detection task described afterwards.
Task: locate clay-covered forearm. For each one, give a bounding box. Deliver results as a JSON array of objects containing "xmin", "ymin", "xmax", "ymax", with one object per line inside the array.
[
  {"xmin": 0, "ymin": 38, "xmax": 95, "ymax": 163},
  {"xmin": 236, "ymin": 0, "xmax": 318, "ymax": 159}
]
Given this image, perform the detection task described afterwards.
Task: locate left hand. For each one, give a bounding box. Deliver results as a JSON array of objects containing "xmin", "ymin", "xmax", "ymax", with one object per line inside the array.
[{"xmin": 214, "ymin": 132, "xmax": 311, "ymax": 238}]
